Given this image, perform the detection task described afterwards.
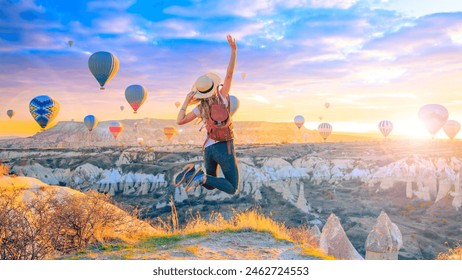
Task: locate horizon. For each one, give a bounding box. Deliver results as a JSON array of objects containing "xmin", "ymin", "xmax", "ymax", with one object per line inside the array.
[{"xmin": 2, "ymin": 0, "xmax": 462, "ymax": 140}]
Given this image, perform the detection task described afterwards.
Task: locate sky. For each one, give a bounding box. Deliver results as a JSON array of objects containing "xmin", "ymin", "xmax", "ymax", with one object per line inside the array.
[{"xmin": 2, "ymin": 0, "xmax": 462, "ymax": 138}]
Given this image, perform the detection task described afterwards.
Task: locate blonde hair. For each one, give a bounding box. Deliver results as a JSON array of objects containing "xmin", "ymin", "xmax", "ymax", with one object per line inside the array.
[{"xmin": 189, "ymin": 94, "xmax": 220, "ymax": 126}]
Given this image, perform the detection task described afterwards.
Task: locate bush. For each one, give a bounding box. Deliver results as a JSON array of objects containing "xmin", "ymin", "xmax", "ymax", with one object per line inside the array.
[
  {"xmin": 0, "ymin": 187, "xmax": 141, "ymax": 260},
  {"xmin": 0, "ymin": 161, "xmax": 9, "ymax": 176}
]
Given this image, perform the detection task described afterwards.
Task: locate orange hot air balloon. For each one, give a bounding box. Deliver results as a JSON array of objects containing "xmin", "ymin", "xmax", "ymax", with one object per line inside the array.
[
  {"xmin": 108, "ymin": 121, "xmax": 124, "ymax": 139},
  {"xmin": 137, "ymin": 137, "xmax": 144, "ymax": 145},
  {"xmin": 163, "ymin": 126, "xmax": 177, "ymax": 140},
  {"xmin": 175, "ymin": 101, "xmax": 181, "ymax": 108}
]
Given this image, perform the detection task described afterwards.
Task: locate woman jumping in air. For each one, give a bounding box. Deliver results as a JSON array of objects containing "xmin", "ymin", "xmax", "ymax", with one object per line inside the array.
[{"xmin": 174, "ymin": 34, "xmax": 239, "ymax": 195}]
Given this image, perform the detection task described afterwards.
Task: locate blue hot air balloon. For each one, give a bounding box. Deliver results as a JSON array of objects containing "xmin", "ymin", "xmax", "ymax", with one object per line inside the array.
[
  {"xmin": 125, "ymin": 84, "xmax": 148, "ymax": 113},
  {"xmin": 29, "ymin": 95, "xmax": 60, "ymax": 129},
  {"xmin": 88, "ymin": 51, "xmax": 119, "ymax": 90},
  {"xmin": 84, "ymin": 115, "xmax": 98, "ymax": 132},
  {"xmin": 6, "ymin": 109, "xmax": 14, "ymax": 119}
]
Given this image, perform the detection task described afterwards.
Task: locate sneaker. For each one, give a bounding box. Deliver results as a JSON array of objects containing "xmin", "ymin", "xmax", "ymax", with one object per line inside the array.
[
  {"xmin": 184, "ymin": 167, "xmax": 206, "ymax": 192},
  {"xmin": 173, "ymin": 163, "xmax": 195, "ymax": 187}
]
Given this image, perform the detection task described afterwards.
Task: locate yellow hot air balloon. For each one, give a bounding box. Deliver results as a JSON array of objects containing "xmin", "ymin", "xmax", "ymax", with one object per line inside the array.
[
  {"xmin": 241, "ymin": 72, "xmax": 246, "ymax": 80},
  {"xmin": 88, "ymin": 51, "xmax": 119, "ymax": 90},
  {"xmin": 175, "ymin": 101, "xmax": 181, "ymax": 108},
  {"xmin": 163, "ymin": 126, "xmax": 177, "ymax": 140}
]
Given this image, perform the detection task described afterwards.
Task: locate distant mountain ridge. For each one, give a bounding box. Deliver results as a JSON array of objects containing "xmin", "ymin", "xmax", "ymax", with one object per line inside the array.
[{"xmin": 0, "ymin": 119, "xmax": 376, "ymax": 148}]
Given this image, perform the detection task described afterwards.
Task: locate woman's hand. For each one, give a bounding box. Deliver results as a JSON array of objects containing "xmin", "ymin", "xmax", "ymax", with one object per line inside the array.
[
  {"xmin": 227, "ymin": 34, "xmax": 236, "ymax": 52},
  {"xmin": 184, "ymin": 91, "xmax": 196, "ymax": 105}
]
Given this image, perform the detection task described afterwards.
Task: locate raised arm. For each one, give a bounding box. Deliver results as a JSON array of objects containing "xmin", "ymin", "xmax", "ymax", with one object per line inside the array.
[
  {"xmin": 176, "ymin": 91, "xmax": 198, "ymax": 125},
  {"xmin": 220, "ymin": 34, "xmax": 236, "ymax": 97}
]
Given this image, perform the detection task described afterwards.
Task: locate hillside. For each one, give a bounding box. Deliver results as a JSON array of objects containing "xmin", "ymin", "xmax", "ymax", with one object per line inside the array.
[
  {"xmin": 62, "ymin": 231, "xmax": 326, "ymax": 260},
  {"xmin": 0, "ymin": 175, "xmax": 328, "ymax": 260}
]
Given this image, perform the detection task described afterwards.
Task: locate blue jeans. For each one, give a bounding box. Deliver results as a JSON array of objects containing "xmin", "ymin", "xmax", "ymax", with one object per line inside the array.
[{"xmin": 203, "ymin": 140, "xmax": 239, "ymax": 195}]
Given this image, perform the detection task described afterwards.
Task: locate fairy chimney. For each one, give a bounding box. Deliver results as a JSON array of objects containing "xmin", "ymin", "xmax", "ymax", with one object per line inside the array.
[
  {"xmin": 366, "ymin": 211, "xmax": 403, "ymax": 260},
  {"xmin": 319, "ymin": 213, "xmax": 363, "ymax": 260}
]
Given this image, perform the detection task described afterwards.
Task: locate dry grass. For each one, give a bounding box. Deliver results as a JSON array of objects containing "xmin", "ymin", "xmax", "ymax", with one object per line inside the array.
[
  {"xmin": 437, "ymin": 245, "xmax": 462, "ymax": 260},
  {"xmin": 142, "ymin": 208, "xmax": 331, "ymax": 260}
]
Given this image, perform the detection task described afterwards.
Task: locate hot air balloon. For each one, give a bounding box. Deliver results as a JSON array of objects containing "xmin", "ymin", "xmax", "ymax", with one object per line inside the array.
[
  {"xmin": 241, "ymin": 73, "xmax": 246, "ymax": 80},
  {"xmin": 137, "ymin": 137, "xmax": 144, "ymax": 145},
  {"xmin": 418, "ymin": 104, "xmax": 448, "ymax": 137},
  {"xmin": 163, "ymin": 126, "xmax": 177, "ymax": 140},
  {"xmin": 67, "ymin": 40, "xmax": 73, "ymax": 47},
  {"xmin": 84, "ymin": 115, "xmax": 98, "ymax": 132},
  {"xmin": 378, "ymin": 120, "xmax": 393, "ymax": 138},
  {"xmin": 125, "ymin": 84, "xmax": 148, "ymax": 113},
  {"xmin": 175, "ymin": 101, "xmax": 181, "ymax": 108},
  {"xmin": 443, "ymin": 120, "xmax": 461, "ymax": 140},
  {"xmin": 325, "ymin": 102, "xmax": 330, "ymax": 109},
  {"xmin": 319, "ymin": 116, "xmax": 323, "ymax": 121},
  {"xmin": 6, "ymin": 109, "xmax": 14, "ymax": 119},
  {"xmin": 108, "ymin": 121, "xmax": 124, "ymax": 139},
  {"xmin": 230, "ymin": 95, "xmax": 240, "ymax": 116},
  {"xmin": 120, "ymin": 105, "xmax": 124, "ymax": 111},
  {"xmin": 294, "ymin": 115, "xmax": 304, "ymax": 129},
  {"xmin": 318, "ymin": 123, "xmax": 332, "ymax": 141},
  {"xmin": 29, "ymin": 95, "xmax": 60, "ymax": 129},
  {"xmin": 88, "ymin": 51, "xmax": 119, "ymax": 90}
]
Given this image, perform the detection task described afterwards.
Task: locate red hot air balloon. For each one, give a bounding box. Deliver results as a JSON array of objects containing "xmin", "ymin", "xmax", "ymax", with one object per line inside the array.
[{"xmin": 108, "ymin": 121, "xmax": 124, "ymax": 139}]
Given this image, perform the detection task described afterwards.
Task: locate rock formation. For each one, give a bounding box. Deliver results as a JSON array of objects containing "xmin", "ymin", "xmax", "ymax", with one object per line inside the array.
[
  {"xmin": 319, "ymin": 213, "xmax": 363, "ymax": 260},
  {"xmin": 365, "ymin": 211, "xmax": 403, "ymax": 260}
]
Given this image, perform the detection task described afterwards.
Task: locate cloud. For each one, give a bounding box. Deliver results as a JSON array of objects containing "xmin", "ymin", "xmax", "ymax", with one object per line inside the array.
[
  {"xmin": 86, "ymin": 0, "xmax": 136, "ymax": 11},
  {"xmin": 310, "ymin": 0, "xmax": 359, "ymax": 9}
]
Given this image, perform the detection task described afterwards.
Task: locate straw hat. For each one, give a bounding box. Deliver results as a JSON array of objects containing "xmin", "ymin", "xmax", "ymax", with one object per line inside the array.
[{"xmin": 191, "ymin": 72, "xmax": 222, "ymax": 99}]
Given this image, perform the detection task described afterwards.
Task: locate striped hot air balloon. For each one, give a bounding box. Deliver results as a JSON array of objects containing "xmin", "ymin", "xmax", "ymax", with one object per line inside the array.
[
  {"xmin": 318, "ymin": 123, "xmax": 332, "ymax": 141},
  {"xmin": 29, "ymin": 95, "xmax": 60, "ymax": 129},
  {"xmin": 163, "ymin": 126, "xmax": 177, "ymax": 140},
  {"xmin": 378, "ymin": 120, "xmax": 393, "ymax": 138},
  {"xmin": 88, "ymin": 51, "xmax": 119, "ymax": 90},
  {"xmin": 108, "ymin": 121, "xmax": 124, "ymax": 139},
  {"xmin": 84, "ymin": 115, "xmax": 98, "ymax": 132},
  {"xmin": 125, "ymin": 85, "xmax": 148, "ymax": 113},
  {"xmin": 443, "ymin": 120, "xmax": 461, "ymax": 140},
  {"xmin": 294, "ymin": 115, "xmax": 304, "ymax": 129}
]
